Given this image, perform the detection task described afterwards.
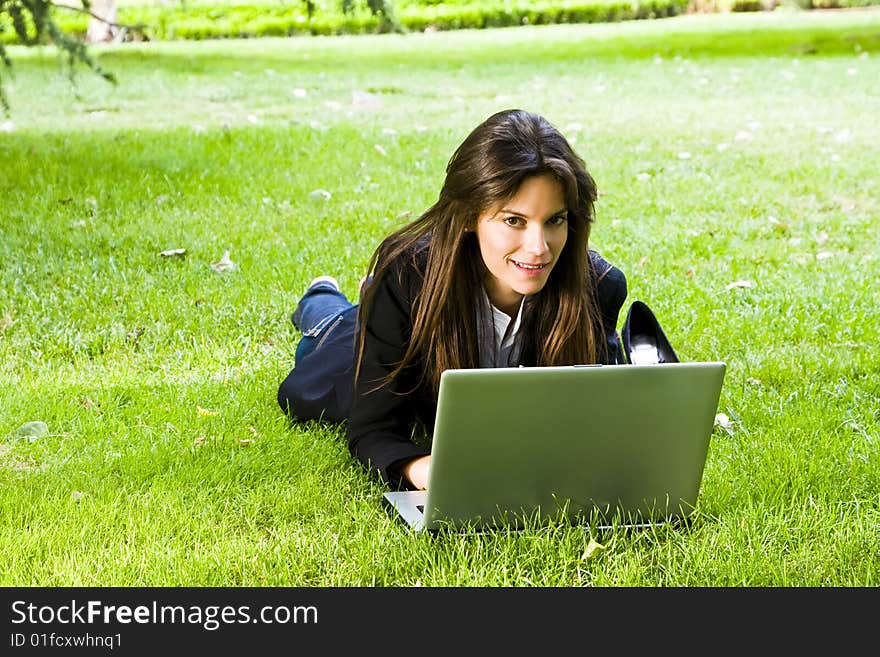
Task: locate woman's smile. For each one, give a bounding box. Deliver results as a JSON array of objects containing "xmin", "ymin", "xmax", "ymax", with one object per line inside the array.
[{"xmin": 511, "ymin": 259, "xmax": 550, "ymax": 276}]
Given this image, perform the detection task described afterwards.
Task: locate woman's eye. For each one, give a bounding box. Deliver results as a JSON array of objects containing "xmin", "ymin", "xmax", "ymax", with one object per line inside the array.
[
  {"xmin": 503, "ymin": 216, "xmax": 524, "ymax": 227},
  {"xmin": 548, "ymin": 215, "xmax": 568, "ymax": 226}
]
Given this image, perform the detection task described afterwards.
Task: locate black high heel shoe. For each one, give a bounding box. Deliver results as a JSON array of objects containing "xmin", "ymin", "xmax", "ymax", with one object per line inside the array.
[{"xmin": 622, "ymin": 300, "xmax": 680, "ymax": 364}]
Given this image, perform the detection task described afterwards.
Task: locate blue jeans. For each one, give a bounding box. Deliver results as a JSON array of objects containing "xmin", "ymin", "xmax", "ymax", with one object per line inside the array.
[
  {"xmin": 291, "ymin": 282, "xmax": 358, "ymax": 363},
  {"xmin": 280, "ymin": 280, "xmax": 364, "ymax": 423}
]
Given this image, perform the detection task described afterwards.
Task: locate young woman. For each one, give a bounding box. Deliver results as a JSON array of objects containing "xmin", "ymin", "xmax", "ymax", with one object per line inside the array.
[{"xmin": 278, "ymin": 109, "xmax": 628, "ymax": 491}]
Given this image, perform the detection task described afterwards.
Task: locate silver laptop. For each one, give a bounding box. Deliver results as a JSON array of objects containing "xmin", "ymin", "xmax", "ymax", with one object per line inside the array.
[{"xmin": 383, "ymin": 362, "xmax": 726, "ymax": 532}]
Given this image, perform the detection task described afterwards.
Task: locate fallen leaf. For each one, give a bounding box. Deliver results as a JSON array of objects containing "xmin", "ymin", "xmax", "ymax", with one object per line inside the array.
[
  {"xmin": 126, "ymin": 327, "xmax": 145, "ymax": 344},
  {"xmin": 686, "ymin": 266, "xmax": 696, "ymax": 278},
  {"xmin": 769, "ymin": 216, "xmax": 789, "ymax": 232},
  {"xmin": 238, "ymin": 438, "xmax": 253, "ymax": 447},
  {"xmin": 637, "ymin": 256, "xmax": 649, "ymax": 268},
  {"xmin": 834, "ymin": 128, "xmax": 853, "ymax": 144},
  {"xmin": 714, "ymin": 412, "xmax": 734, "ymax": 436},
  {"xmin": 309, "ymin": 189, "xmax": 331, "ymax": 201},
  {"xmin": 71, "ymin": 491, "xmax": 85, "ymax": 501},
  {"xmin": 816, "ymin": 252, "xmax": 834, "ymax": 260},
  {"xmin": 582, "ymin": 537, "xmax": 606, "ymax": 560},
  {"xmin": 194, "ymin": 436, "xmax": 206, "ymax": 447},
  {"xmin": 14, "ymin": 421, "xmax": 49, "ymax": 441},
  {"xmin": 714, "ymin": 412, "xmax": 731, "ymax": 429},
  {"xmin": 726, "ymin": 280, "xmax": 753, "ymax": 290},
  {"xmin": 374, "ymin": 144, "xmax": 387, "ymax": 156},
  {"xmin": 159, "ymin": 248, "xmax": 186, "ymax": 257},
  {"xmin": 0, "ymin": 311, "xmax": 14, "ymax": 331},
  {"xmin": 351, "ymin": 89, "xmax": 382, "ymax": 110},
  {"xmin": 292, "ymin": 88, "xmax": 307, "ymax": 98},
  {"xmin": 197, "ymin": 406, "xmax": 219, "ymax": 417},
  {"xmin": 210, "ymin": 250, "xmax": 237, "ymax": 273},
  {"xmin": 248, "ymin": 426, "xmax": 259, "ymax": 437}
]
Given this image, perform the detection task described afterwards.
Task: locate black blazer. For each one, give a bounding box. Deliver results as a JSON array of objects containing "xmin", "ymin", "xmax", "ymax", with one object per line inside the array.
[{"xmin": 346, "ymin": 245, "xmax": 628, "ymax": 489}]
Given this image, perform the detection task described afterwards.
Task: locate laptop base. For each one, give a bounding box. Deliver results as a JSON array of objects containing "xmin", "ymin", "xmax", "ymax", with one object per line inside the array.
[
  {"xmin": 383, "ymin": 490, "xmax": 678, "ymax": 533},
  {"xmin": 383, "ymin": 491, "xmax": 428, "ymax": 531}
]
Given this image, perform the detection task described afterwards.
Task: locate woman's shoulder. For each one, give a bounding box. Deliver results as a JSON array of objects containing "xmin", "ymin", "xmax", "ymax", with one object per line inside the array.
[
  {"xmin": 588, "ymin": 249, "xmax": 627, "ymax": 312},
  {"xmin": 378, "ymin": 234, "xmax": 431, "ymax": 281},
  {"xmin": 588, "ymin": 249, "xmax": 624, "ymax": 284},
  {"xmin": 370, "ymin": 234, "xmax": 431, "ymax": 307}
]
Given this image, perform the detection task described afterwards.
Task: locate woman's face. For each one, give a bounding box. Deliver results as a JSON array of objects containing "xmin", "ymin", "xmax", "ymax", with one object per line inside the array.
[{"xmin": 475, "ymin": 173, "xmax": 568, "ymax": 317}]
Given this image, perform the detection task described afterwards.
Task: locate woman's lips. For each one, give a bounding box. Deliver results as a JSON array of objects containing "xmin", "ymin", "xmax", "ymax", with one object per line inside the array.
[{"xmin": 512, "ymin": 259, "xmax": 549, "ymax": 276}]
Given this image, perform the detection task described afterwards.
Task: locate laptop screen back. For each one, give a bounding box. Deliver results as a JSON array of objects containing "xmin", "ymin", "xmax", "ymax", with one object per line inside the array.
[{"xmin": 422, "ymin": 363, "xmax": 726, "ymax": 531}]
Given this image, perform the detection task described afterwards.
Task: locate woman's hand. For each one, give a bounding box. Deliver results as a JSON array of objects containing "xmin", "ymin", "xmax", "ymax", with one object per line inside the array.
[{"xmin": 403, "ymin": 455, "xmax": 431, "ymax": 490}]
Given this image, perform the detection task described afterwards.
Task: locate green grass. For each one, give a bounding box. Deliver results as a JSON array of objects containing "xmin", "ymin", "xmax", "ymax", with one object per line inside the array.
[{"xmin": 1, "ymin": 8, "xmax": 878, "ymax": 585}]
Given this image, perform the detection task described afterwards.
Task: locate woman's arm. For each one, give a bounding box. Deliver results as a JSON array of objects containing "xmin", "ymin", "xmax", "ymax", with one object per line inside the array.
[{"xmin": 346, "ymin": 255, "xmax": 431, "ymax": 489}]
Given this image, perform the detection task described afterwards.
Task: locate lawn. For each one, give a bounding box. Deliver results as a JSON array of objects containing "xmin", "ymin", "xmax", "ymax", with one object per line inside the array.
[{"xmin": 1, "ymin": 8, "xmax": 878, "ymax": 585}]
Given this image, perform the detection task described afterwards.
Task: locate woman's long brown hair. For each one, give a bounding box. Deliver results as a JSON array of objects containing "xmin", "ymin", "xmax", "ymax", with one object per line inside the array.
[{"xmin": 356, "ymin": 109, "xmax": 602, "ymax": 395}]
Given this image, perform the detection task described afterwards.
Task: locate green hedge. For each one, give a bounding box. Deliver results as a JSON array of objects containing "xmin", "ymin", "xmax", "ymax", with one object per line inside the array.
[
  {"xmin": 398, "ymin": 0, "xmax": 689, "ymax": 32},
  {"xmin": 4, "ymin": 0, "xmax": 690, "ymax": 43}
]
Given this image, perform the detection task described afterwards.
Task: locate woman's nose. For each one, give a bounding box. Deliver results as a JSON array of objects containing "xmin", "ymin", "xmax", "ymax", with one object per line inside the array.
[{"xmin": 524, "ymin": 226, "xmax": 549, "ymax": 256}]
